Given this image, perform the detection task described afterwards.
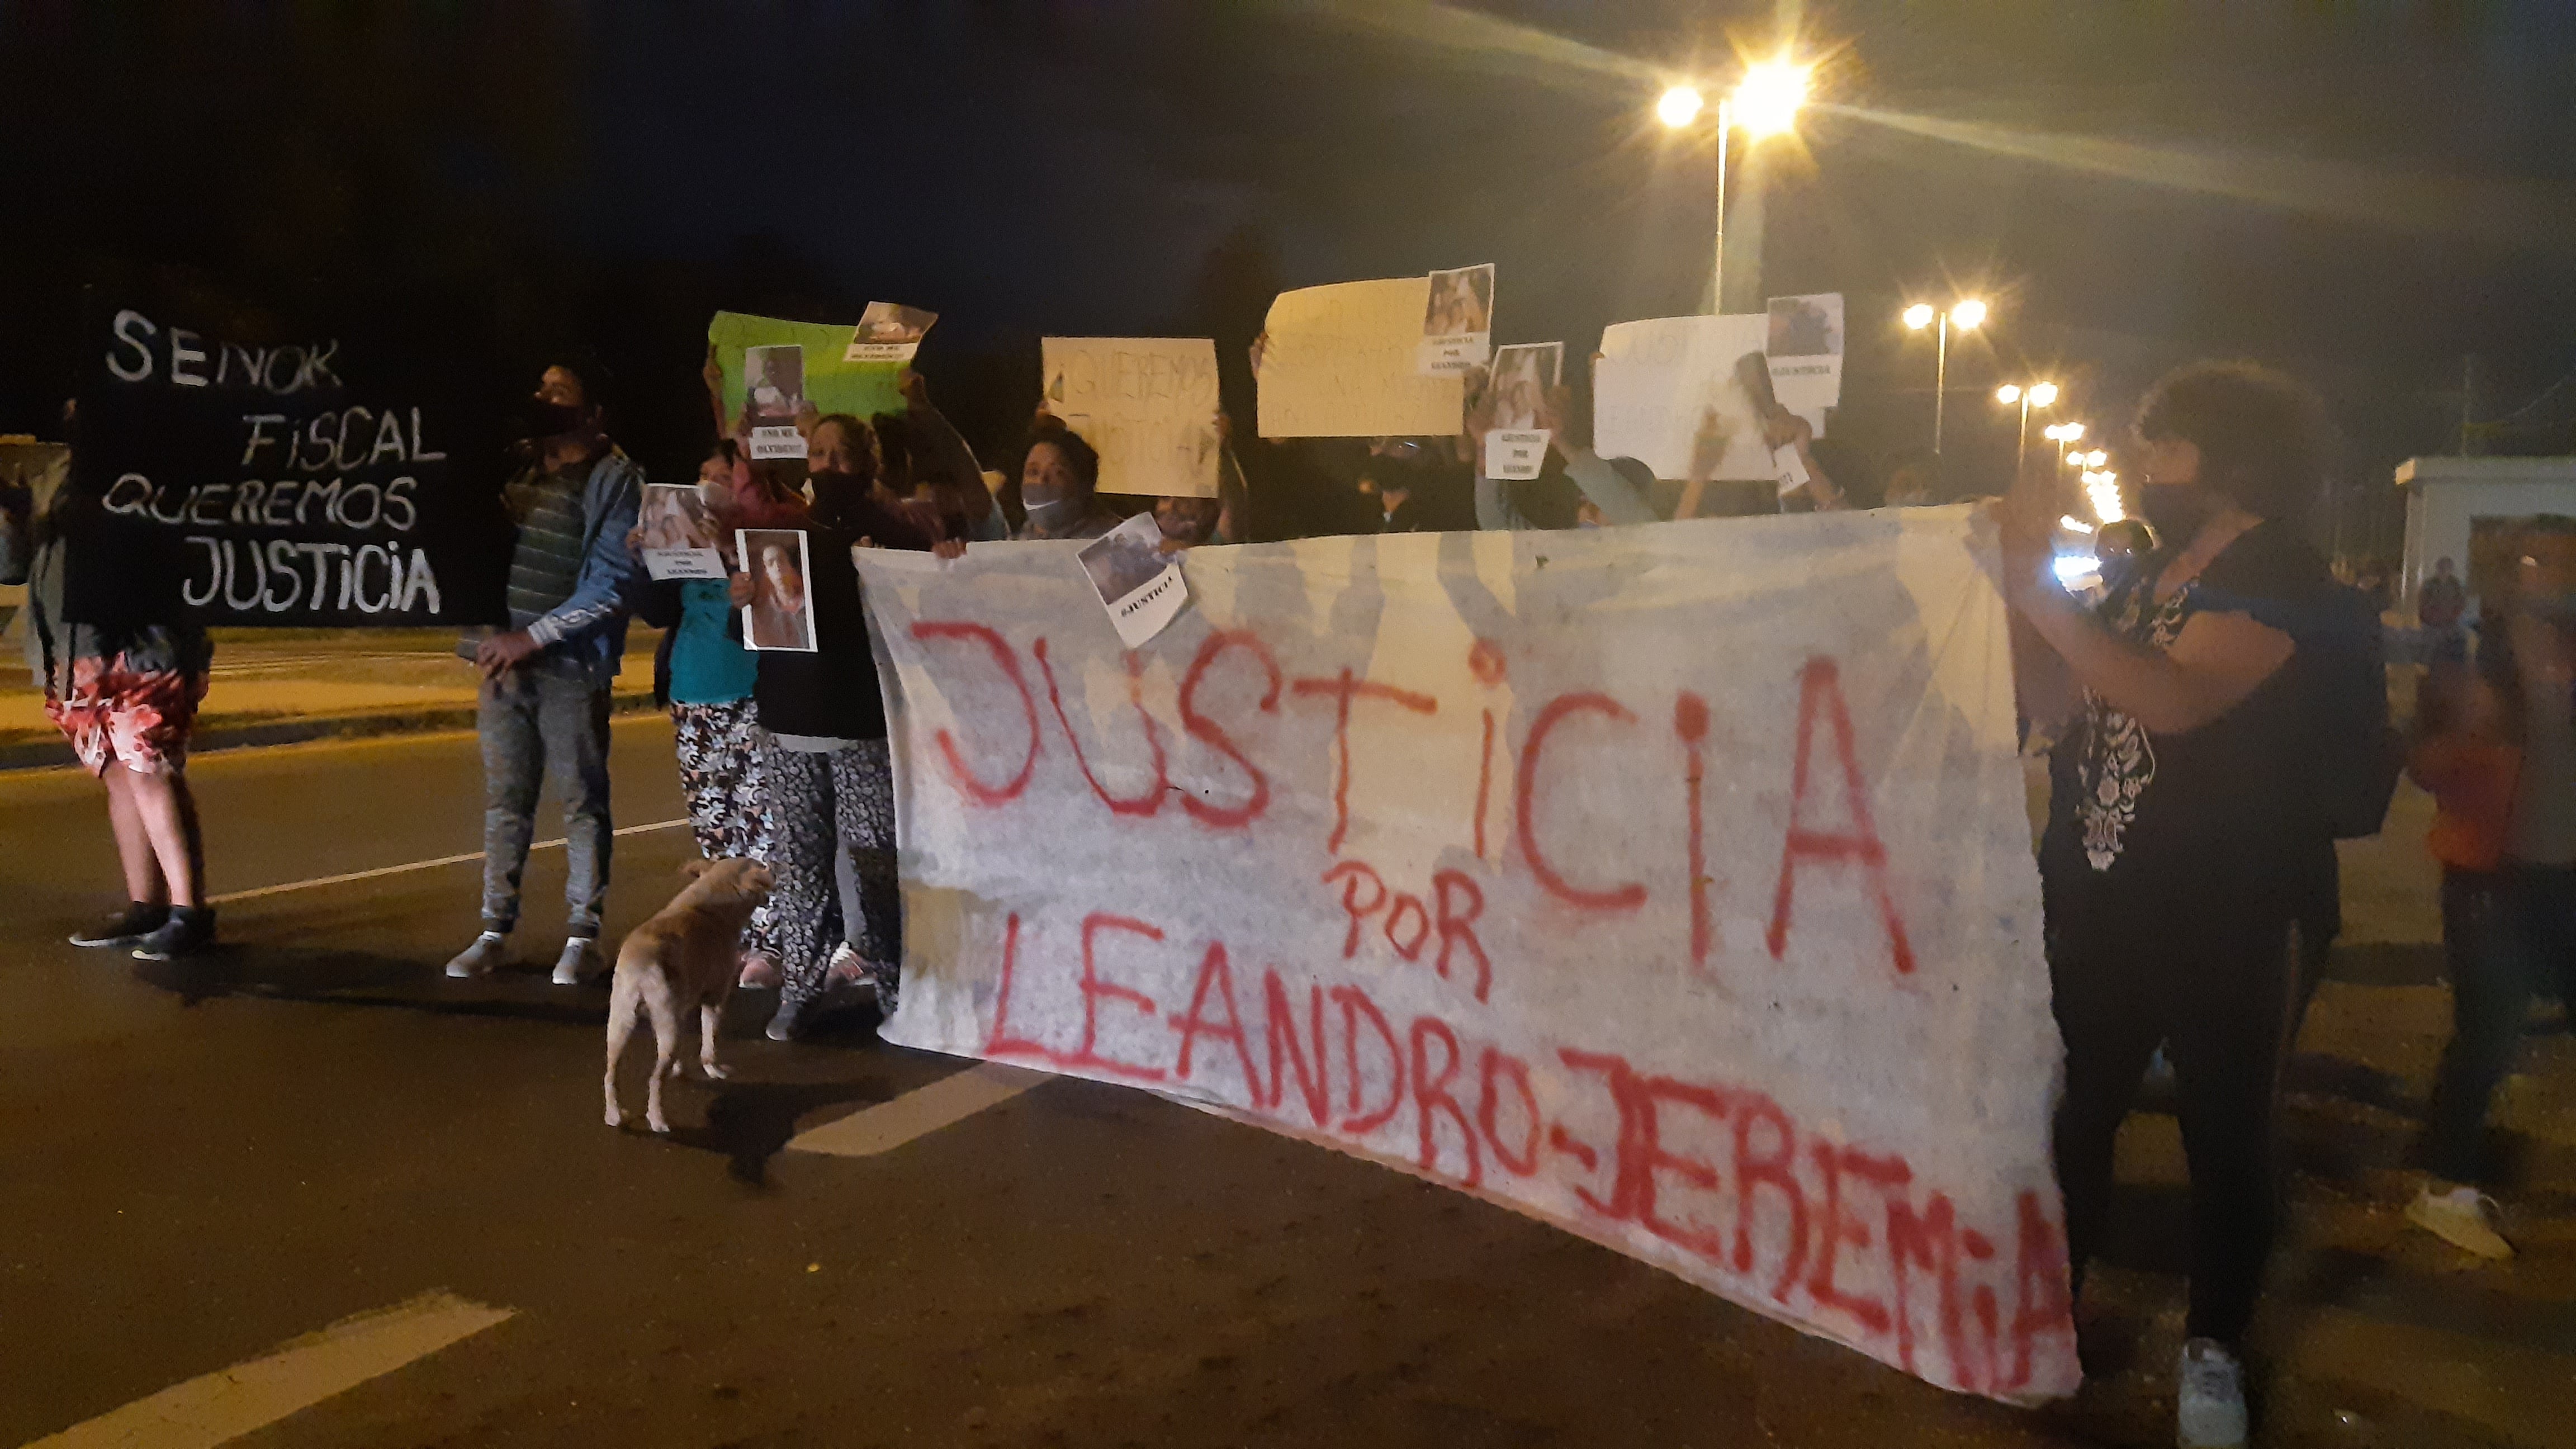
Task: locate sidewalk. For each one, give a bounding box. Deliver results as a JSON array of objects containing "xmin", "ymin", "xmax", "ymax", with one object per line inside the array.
[{"xmin": 0, "ymin": 628, "xmax": 663, "ymax": 770}]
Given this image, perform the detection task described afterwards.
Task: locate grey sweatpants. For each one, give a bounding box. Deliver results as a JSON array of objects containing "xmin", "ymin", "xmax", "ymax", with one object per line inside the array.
[{"xmin": 479, "ymin": 659, "xmax": 614, "ymax": 936}]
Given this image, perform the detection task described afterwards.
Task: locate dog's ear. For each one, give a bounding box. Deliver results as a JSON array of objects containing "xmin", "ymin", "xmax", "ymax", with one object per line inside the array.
[{"xmin": 678, "ymin": 858, "xmax": 713, "ymax": 881}]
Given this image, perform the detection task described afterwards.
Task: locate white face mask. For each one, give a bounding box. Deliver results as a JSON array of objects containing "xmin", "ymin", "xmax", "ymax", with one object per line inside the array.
[{"xmin": 1022, "ymin": 496, "xmax": 1079, "ymax": 533}]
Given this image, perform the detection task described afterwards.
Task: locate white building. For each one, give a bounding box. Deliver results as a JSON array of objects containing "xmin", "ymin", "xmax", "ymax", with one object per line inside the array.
[{"xmin": 2395, "ymin": 455, "xmax": 2576, "ymax": 621}]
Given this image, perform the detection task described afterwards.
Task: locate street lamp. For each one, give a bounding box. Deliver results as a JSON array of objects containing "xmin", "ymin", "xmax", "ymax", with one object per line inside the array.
[
  {"xmin": 1659, "ymin": 57, "xmax": 1811, "ymax": 314},
  {"xmin": 1995, "ymin": 380, "xmax": 2058, "ymax": 473},
  {"xmin": 1902, "ymin": 299, "xmax": 1986, "ymax": 453}
]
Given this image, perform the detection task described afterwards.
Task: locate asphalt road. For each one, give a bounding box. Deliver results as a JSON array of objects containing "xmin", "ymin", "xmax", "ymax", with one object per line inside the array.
[{"xmin": 1, "ymin": 722, "xmax": 2566, "ymax": 1447}]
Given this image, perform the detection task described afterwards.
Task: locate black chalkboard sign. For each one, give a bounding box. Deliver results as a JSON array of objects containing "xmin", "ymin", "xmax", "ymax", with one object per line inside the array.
[{"xmin": 68, "ymin": 296, "xmax": 507, "ymax": 628}]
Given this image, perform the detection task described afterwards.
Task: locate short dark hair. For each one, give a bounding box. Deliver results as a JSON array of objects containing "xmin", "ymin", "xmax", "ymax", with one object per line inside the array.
[
  {"xmin": 2132, "ymin": 361, "xmax": 2331, "ymax": 521},
  {"xmin": 1024, "ymin": 416, "xmax": 1101, "ymax": 500},
  {"xmin": 544, "ymin": 351, "xmax": 615, "ymax": 413},
  {"xmin": 809, "ymin": 413, "xmax": 879, "ymax": 482}
]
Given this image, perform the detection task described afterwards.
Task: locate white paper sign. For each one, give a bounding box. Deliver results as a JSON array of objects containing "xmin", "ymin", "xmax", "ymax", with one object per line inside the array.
[
  {"xmin": 1043, "ymin": 337, "xmax": 1222, "ymax": 500},
  {"xmin": 1417, "ymin": 263, "xmax": 1497, "ymax": 376},
  {"xmin": 854, "ymin": 506, "xmax": 2080, "ymax": 1405},
  {"xmin": 743, "ymin": 344, "xmax": 808, "ymax": 461},
  {"xmin": 638, "ymin": 483, "xmax": 726, "ymax": 580},
  {"xmin": 1484, "ymin": 429, "xmax": 1550, "ymax": 481},
  {"xmin": 1767, "ymin": 293, "xmax": 1846, "ymax": 434},
  {"xmin": 1076, "ymin": 512, "xmax": 1190, "ymax": 648},
  {"xmin": 845, "ymin": 301, "xmax": 938, "ymax": 363},
  {"xmin": 1593, "ymin": 314, "xmax": 1776, "ymax": 482},
  {"xmin": 1774, "ymin": 443, "xmax": 1813, "ymax": 498}
]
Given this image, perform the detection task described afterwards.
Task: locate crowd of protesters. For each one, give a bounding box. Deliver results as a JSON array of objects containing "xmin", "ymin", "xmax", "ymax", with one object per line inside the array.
[{"xmin": 15, "ymin": 319, "xmax": 2576, "ymax": 1449}]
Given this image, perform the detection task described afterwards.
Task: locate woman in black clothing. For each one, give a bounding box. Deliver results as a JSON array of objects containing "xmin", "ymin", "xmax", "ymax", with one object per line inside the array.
[
  {"xmin": 728, "ymin": 414, "xmax": 949, "ymax": 1040},
  {"xmin": 2001, "ymin": 362, "xmax": 2338, "ymax": 1449}
]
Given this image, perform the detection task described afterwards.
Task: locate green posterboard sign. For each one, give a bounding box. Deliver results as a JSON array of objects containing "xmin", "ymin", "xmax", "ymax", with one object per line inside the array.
[{"xmin": 706, "ymin": 311, "xmax": 907, "ymax": 444}]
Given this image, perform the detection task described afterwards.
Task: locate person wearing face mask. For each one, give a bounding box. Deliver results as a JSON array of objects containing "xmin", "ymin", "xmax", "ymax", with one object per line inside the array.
[
  {"xmin": 1005, "ymin": 414, "xmax": 1121, "ymax": 541},
  {"xmin": 624, "ymin": 438, "xmax": 785, "ymax": 989},
  {"xmin": 731, "ymin": 413, "xmax": 950, "ymax": 1040},
  {"xmin": 1999, "ymin": 361, "xmax": 2349, "ymax": 1449},
  {"xmin": 446, "ymin": 360, "xmax": 643, "ymax": 986},
  {"xmin": 1147, "ymin": 411, "xmax": 1251, "ymax": 551}
]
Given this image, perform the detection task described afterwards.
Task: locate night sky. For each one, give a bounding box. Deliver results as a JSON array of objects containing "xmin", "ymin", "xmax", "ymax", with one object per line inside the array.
[{"xmin": 5, "ymin": 0, "xmax": 2573, "ymax": 552}]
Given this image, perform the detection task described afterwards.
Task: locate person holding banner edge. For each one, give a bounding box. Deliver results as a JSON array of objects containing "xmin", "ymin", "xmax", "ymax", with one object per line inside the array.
[
  {"xmin": 1999, "ymin": 362, "xmax": 2347, "ymax": 1448},
  {"xmin": 446, "ymin": 361, "xmax": 643, "ymax": 986}
]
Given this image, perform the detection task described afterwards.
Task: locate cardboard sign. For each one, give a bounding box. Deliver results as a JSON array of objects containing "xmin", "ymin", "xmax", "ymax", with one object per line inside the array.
[
  {"xmin": 1256, "ymin": 279, "xmax": 1466, "ymax": 439},
  {"xmin": 1418, "ymin": 263, "xmax": 1496, "ymax": 376},
  {"xmin": 67, "ymin": 299, "xmax": 502, "ymax": 628},
  {"xmin": 853, "ymin": 505, "xmax": 2078, "ymax": 1404},
  {"xmin": 1041, "ymin": 337, "xmax": 1221, "ymax": 500},
  {"xmin": 1593, "ymin": 314, "xmax": 1777, "ymax": 482},
  {"xmin": 1077, "ymin": 512, "xmax": 1189, "ymax": 647}
]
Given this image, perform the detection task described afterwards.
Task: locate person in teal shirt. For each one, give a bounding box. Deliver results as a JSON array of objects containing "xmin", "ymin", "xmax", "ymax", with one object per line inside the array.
[{"xmin": 629, "ymin": 442, "xmax": 782, "ymax": 986}]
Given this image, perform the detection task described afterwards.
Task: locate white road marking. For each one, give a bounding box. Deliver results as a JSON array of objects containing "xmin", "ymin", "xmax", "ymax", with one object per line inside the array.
[
  {"xmin": 785, "ymin": 1061, "xmax": 1049, "ymax": 1157},
  {"xmin": 25, "ymin": 1290, "xmax": 513, "ymax": 1449},
  {"xmin": 208, "ymin": 819, "xmax": 688, "ymax": 905}
]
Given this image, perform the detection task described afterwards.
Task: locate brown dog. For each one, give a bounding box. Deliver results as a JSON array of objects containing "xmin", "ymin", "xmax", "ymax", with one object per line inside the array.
[{"xmin": 604, "ymin": 856, "xmax": 775, "ymax": 1133}]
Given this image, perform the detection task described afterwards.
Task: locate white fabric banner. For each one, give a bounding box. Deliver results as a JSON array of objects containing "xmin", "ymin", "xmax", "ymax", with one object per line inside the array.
[{"xmin": 854, "ymin": 505, "xmax": 2077, "ymax": 1403}]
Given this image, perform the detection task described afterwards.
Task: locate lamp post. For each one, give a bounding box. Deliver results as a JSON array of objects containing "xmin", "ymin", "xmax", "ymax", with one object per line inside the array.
[
  {"xmin": 1994, "ymin": 380, "xmax": 2058, "ymax": 475},
  {"xmin": 1902, "ymin": 298, "xmax": 1986, "ymax": 454},
  {"xmin": 1658, "ymin": 58, "xmax": 1810, "ymax": 314}
]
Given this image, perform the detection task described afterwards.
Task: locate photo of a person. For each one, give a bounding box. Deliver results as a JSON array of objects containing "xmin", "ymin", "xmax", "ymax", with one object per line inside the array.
[
  {"xmin": 639, "ymin": 484, "xmax": 717, "ymax": 553},
  {"xmin": 1423, "ymin": 264, "xmax": 1494, "ymax": 339},
  {"xmin": 1767, "ymin": 295, "xmax": 1842, "ymax": 358},
  {"xmin": 858, "ymin": 301, "xmax": 935, "ymax": 346},
  {"xmin": 744, "ymin": 345, "xmax": 805, "ymax": 422},
  {"xmin": 1078, "ymin": 518, "xmax": 1173, "ymax": 607},
  {"xmin": 739, "ymin": 528, "xmax": 817, "ymax": 652},
  {"xmin": 1488, "ymin": 343, "xmax": 1561, "ymax": 431}
]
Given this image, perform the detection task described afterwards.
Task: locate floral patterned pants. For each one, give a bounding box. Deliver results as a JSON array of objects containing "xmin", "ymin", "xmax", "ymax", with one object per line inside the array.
[
  {"xmin": 761, "ymin": 735, "xmax": 902, "ymax": 1014},
  {"xmin": 671, "ymin": 700, "xmax": 782, "ymax": 960}
]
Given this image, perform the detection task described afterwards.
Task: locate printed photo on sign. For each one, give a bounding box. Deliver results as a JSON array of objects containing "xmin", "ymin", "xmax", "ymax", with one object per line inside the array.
[
  {"xmin": 1077, "ymin": 511, "xmax": 1188, "ymax": 649},
  {"xmin": 1765, "ymin": 291, "xmax": 1845, "ymax": 434},
  {"xmin": 844, "ymin": 301, "xmax": 937, "ymax": 363},
  {"xmin": 738, "ymin": 528, "xmax": 817, "ymax": 652},
  {"xmin": 1416, "ymin": 263, "xmax": 1495, "ymax": 376},
  {"xmin": 639, "ymin": 484, "xmax": 725, "ymax": 580},
  {"xmin": 743, "ymin": 345, "xmax": 807, "ymax": 460},
  {"xmin": 1488, "ymin": 341, "xmax": 1560, "ymax": 429}
]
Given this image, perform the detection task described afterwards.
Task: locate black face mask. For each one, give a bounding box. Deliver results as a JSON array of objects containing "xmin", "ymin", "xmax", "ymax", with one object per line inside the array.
[
  {"xmin": 519, "ymin": 399, "xmax": 589, "ymax": 444},
  {"xmin": 2138, "ymin": 482, "xmax": 2215, "ymax": 543}
]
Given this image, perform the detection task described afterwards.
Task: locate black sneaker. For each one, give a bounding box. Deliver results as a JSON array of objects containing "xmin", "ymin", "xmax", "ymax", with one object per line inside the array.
[
  {"xmin": 71, "ymin": 902, "xmax": 168, "ymax": 948},
  {"xmin": 131, "ymin": 906, "xmax": 217, "ymax": 960}
]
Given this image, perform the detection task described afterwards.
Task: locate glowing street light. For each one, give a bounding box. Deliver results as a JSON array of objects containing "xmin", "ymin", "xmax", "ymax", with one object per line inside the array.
[
  {"xmin": 1995, "ymin": 378, "xmax": 2059, "ymax": 473},
  {"xmin": 1734, "ymin": 59, "xmax": 1812, "ymax": 138},
  {"xmin": 1902, "ymin": 299, "xmax": 1987, "ymax": 454},
  {"xmin": 2083, "ymin": 470, "xmax": 2125, "ymax": 524},
  {"xmin": 1658, "ymin": 56, "xmax": 1812, "ymax": 313},
  {"xmin": 2082, "ymin": 448, "xmax": 2108, "ymax": 468}
]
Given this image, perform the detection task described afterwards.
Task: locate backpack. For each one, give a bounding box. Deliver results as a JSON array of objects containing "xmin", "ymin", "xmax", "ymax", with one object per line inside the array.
[{"xmin": 2305, "ymin": 581, "xmax": 2404, "ymax": 839}]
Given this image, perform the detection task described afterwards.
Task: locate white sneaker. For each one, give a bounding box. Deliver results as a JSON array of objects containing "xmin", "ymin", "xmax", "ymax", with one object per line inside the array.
[
  {"xmin": 445, "ymin": 931, "xmax": 509, "ymax": 979},
  {"xmin": 551, "ymin": 936, "xmax": 604, "ymax": 986},
  {"xmin": 2405, "ymin": 1183, "xmax": 2512, "ymax": 1260},
  {"xmin": 2176, "ymin": 1338, "xmax": 2248, "ymax": 1448}
]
